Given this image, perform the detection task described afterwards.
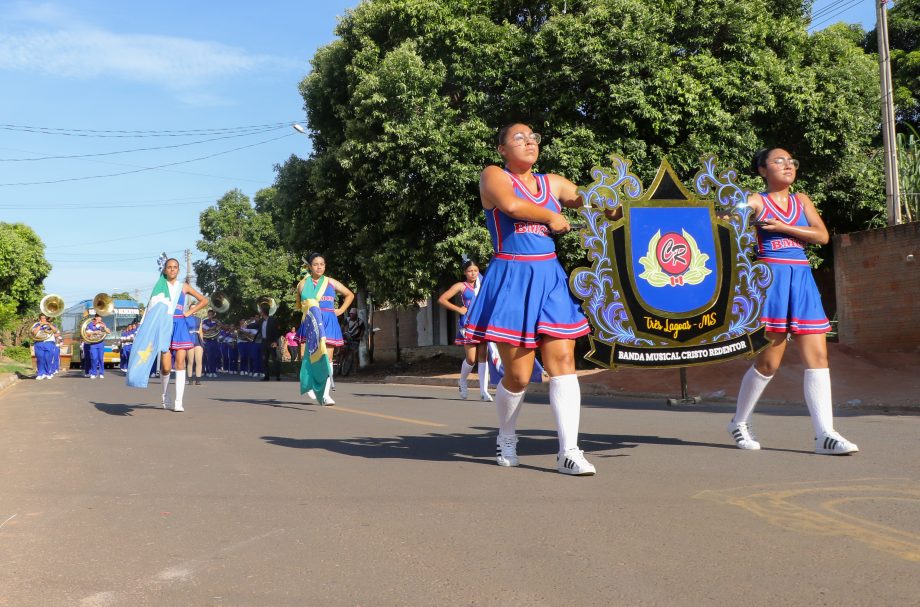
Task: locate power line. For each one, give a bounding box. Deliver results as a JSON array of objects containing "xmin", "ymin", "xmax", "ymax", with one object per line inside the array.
[
  {"xmin": 808, "ymin": 0, "xmax": 865, "ymax": 31},
  {"xmin": 45, "ymin": 224, "xmax": 200, "ymax": 249},
  {"xmin": 0, "ymin": 125, "xmax": 287, "ymax": 162},
  {"xmin": 0, "ymin": 121, "xmax": 299, "ymax": 138},
  {"xmin": 0, "ymin": 198, "xmax": 216, "ymax": 210},
  {"xmin": 0, "ymin": 133, "xmax": 294, "ymax": 186}
]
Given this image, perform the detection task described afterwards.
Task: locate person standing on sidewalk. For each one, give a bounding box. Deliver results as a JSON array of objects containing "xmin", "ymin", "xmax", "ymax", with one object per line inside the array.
[
  {"xmin": 727, "ymin": 147, "xmax": 858, "ymax": 455},
  {"xmin": 463, "ymin": 123, "xmax": 594, "ymax": 476},
  {"xmin": 437, "ymin": 259, "xmax": 492, "ymax": 402}
]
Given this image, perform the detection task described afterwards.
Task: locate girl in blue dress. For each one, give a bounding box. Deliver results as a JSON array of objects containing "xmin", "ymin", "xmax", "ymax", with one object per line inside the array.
[
  {"xmin": 728, "ymin": 147, "xmax": 857, "ymax": 455},
  {"xmin": 437, "ymin": 259, "xmax": 492, "ymax": 402},
  {"xmin": 463, "ymin": 123, "xmax": 595, "ymax": 476},
  {"xmin": 159, "ymin": 258, "xmax": 208, "ymax": 412},
  {"xmin": 297, "ymin": 252, "xmax": 355, "ymax": 405}
]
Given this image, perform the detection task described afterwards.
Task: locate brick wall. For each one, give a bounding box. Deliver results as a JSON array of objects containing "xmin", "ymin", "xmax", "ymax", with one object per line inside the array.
[{"xmin": 833, "ymin": 223, "xmax": 920, "ymax": 351}]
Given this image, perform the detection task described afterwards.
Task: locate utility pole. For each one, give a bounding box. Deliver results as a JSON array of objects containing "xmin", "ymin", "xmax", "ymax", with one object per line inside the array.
[{"xmin": 877, "ymin": 0, "xmax": 901, "ymax": 225}]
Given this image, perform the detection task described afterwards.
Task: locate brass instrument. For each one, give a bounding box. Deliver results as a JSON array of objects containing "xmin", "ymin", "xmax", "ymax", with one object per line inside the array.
[
  {"xmin": 31, "ymin": 322, "xmax": 54, "ymax": 340},
  {"xmin": 40, "ymin": 294, "xmax": 65, "ymax": 318},
  {"xmin": 237, "ymin": 329, "xmax": 255, "ymax": 342},
  {"xmin": 202, "ymin": 322, "xmax": 221, "ymax": 339},
  {"xmin": 80, "ymin": 316, "xmax": 108, "ymax": 344},
  {"xmin": 92, "ymin": 293, "xmax": 115, "ymax": 316},
  {"xmin": 209, "ymin": 292, "xmax": 230, "ymax": 313},
  {"xmin": 255, "ymin": 296, "xmax": 278, "ymax": 316}
]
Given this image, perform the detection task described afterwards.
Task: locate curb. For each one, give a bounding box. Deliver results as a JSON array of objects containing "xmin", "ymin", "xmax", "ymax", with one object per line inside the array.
[
  {"xmin": 0, "ymin": 373, "xmax": 20, "ymax": 395},
  {"xmin": 383, "ymin": 375, "xmax": 920, "ymax": 412}
]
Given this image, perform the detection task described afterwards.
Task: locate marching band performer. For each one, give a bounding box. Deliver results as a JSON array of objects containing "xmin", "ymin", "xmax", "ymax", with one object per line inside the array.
[
  {"xmin": 86, "ymin": 314, "xmax": 110, "ymax": 379},
  {"xmin": 437, "ymin": 259, "xmax": 492, "ymax": 401},
  {"xmin": 463, "ymin": 123, "xmax": 595, "ymax": 476},
  {"xmin": 727, "ymin": 147, "xmax": 858, "ymax": 455},
  {"xmin": 297, "ymin": 252, "xmax": 355, "ymax": 405},
  {"xmin": 31, "ymin": 314, "xmax": 59, "ymax": 380},
  {"xmin": 158, "ymin": 258, "xmax": 208, "ymax": 411},
  {"xmin": 202, "ymin": 309, "xmax": 221, "ymax": 377},
  {"xmin": 122, "ymin": 322, "xmax": 137, "ymax": 371},
  {"xmin": 185, "ymin": 308, "xmax": 204, "ymax": 386}
]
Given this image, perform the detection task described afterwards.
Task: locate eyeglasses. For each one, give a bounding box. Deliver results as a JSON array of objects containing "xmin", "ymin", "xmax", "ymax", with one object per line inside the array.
[
  {"xmin": 508, "ymin": 132, "xmax": 541, "ymax": 146},
  {"xmin": 768, "ymin": 157, "xmax": 799, "ymax": 169}
]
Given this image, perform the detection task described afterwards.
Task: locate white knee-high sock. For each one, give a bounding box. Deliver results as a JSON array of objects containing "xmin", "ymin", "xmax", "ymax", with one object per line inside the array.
[
  {"xmin": 459, "ymin": 360, "xmax": 474, "ymax": 381},
  {"xmin": 733, "ymin": 365, "xmax": 773, "ymax": 424},
  {"xmin": 804, "ymin": 368, "xmax": 834, "ymax": 437},
  {"xmin": 495, "ymin": 381, "xmax": 526, "ymax": 436},
  {"xmin": 161, "ymin": 373, "xmax": 170, "ymax": 398},
  {"xmin": 550, "ymin": 374, "xmax": 581, "ymax": 454},
  {"xmin": 175, "ymin": 370, "xmax": 186, "ymax": 404},
  {"xmin": 478, "ymin": 362, "xmax": 490, "ymax": 395}
]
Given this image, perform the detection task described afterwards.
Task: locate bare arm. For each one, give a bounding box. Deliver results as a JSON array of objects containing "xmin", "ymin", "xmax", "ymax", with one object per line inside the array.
[
  {"xmin": 757, "ymin": 193, "xmax": 829, "ymax": 245},
  {"xmin": 480, "ymin": 165, "xmax": 570, "ymax": 233},
  {"xmin": 437, "ymin": 282, "xmax": 468, "ymax": 315},
  {"xmin": 182, "ymin": 284, "xmax": 210, "ymax": 317},
  {"xmin": 330, "ymin": 279, "xmax": 355, "ymax": 317}
]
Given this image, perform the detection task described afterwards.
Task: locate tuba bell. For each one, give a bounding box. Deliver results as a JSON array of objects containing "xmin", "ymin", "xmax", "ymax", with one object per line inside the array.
[
  {"xmin": 80, "ymin": 316, "xmax": 107, "ymax": 344},
  {"xmin": 209, "ymin": 292, "xmax": 230, "ymax": 313},
  {"xmin": 255, "ymin": 296, "xmax": 277, "ymax": 316},
  {"xmin": 40, "ymin": 294, "xmax": 65, "ymax": 318},
  {"xmin": 92, "ymin": 293, "xmax": 114, "ymax": 316}
]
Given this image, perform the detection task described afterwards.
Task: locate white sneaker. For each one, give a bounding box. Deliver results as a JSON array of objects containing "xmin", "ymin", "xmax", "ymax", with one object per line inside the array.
[
  {"xmin": 161, "ymin": 394, "xmax": 169, "ymax": 409},
  {"xmin": 458, "ymin": 379, "xmax": 469, "ymax": 399},
  {"xmin": 727, "ymin": 420, "xmax": 761, "ymax": 450},
  {"xmin": 304, "ymin": 389, "xmax": 317, "ymax": 403},
  {"xmin": 90, "ymin": 375, "xmax": 97, "ymax": 379},
  {"xmin": 816, "ymin": 431, "xmax": 858, "ymax": 455},
  {"xmin": 173, "ymin": 401, "xmax": 184, "ymax": 412},
  {"xmin": 36, "ymin": 375, "xmax": 45, "ymax": 381},
  {"xmin": 480, "ymin": 390, "xmax": 493, "ymax": 402},
  {"xmin": 557, "ymin": 448, "xmax": 596, "ymax": 476},
  {"xmin": 323, "ymin": 395, "xmax": 336, "ymax": 406},
  {"xmin": 496, "ymin": 434, "xmax": 519, "ymax": 467}
]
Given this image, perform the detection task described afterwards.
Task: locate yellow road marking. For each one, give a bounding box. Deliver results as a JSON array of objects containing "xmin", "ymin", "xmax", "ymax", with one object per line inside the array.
[
  {"xmin": 325, "ymin": 405, "xmax": 447, "ymax": 428},
  {"xmin": 696, "ymin": 478, "xmax": 920, "ymax": 562}
]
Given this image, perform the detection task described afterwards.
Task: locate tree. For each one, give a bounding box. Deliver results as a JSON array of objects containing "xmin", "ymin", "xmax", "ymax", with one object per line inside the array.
[
  {"xmin": 193, "ymin": 189, "xmax": 300, "ymax": 327},
  {"xmin": 867, "ymin": 0, "xmax": 920, "ymax": 128},
  {"xmin": 0, "ymin": 223, "xmax": 51, "ymax": 333},
  {"xmin": 275, "ymin": 0, "xmax": 883, "ymax": 300}
]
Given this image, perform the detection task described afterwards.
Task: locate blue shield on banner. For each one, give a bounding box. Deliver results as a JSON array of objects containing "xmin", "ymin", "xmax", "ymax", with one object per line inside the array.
[
  {"xmin": 628, "ymin": 206, "xmax": 719, "ymax": 315},
  {"xmin": 299, "ymin": 299, "xmax": 331, "ymax": 401}
]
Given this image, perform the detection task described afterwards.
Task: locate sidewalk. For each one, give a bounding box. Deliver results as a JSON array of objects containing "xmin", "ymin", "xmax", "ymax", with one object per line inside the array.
[{"xmin": 386, "ymin": 342, "xmax": 920, "ymax": 411}]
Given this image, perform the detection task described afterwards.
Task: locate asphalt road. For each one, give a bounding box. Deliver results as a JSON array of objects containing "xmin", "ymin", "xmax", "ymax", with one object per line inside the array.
[{"xmin": 1, "ymin": 371, "xmax": 918, "ymax": 606}]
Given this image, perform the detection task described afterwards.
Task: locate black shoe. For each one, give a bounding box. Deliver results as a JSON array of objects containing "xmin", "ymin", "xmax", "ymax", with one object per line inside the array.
[
  {"xmin": 195, "ymin": 378, "xmax": 201, "ymax": 386},
  {"xmin": 260, "ymin": 377, "xmax": 270, "ymax": 382},
  {"xmin": 275, "ymin": 377, "xmax": 281, "ymax": 381}
]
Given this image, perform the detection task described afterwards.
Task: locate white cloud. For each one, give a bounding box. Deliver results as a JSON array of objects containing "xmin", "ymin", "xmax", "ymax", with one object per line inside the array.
[{"xmin": 0, "ymin": 4, "xmax": 300, "ymax": 104}]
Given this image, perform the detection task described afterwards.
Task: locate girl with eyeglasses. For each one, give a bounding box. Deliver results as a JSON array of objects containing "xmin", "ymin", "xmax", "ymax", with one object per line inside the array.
[
  {"xmin": 727, "ymin": 147, "xmax": 858, "ymax": 455},
  {"xmin": 463, "ymin": 123, "xmax": 595, "ymax": 476},
  {"xmin": 437, "ymin": 259, "xmax": 492, "ymax": 402}
]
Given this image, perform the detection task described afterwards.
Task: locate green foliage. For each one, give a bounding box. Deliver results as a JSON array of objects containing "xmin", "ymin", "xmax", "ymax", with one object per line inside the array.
[
  {"xmin": 194, "ymin": 189, "xmax": 300, "ymax": 326},
  {"xmin": 897, "ymin": 123, "xmax": 920, "ymax": 221},
  {"xmin": 867, "ymin": 0, "xmax": 920, "ymax": 127},
  {"xmin": 3, "ymin": 345, "xmax": 32, "ymax": 364},
  {"xmin": 268, "ymin": 0, "xmax": 883, "ymax": 304},
  {"xmin": 0, "ymin": 223, "xmax": 51, "ymax": 332}
]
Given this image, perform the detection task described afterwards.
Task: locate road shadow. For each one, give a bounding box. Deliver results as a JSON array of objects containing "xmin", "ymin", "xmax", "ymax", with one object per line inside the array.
[
  {"xmin": 91, "ymin": 402, "xmax": 164, "ymax": 416},
  {"xmin": 352, "ymin": 392, "xmax": 443, "ymax": 401},
  {"xmin": 209, "ymin": 397, "xmax": 316, "ymax": 412},
  {"xmin": 261, "ymin": 427, "xmax": 732, "ymax": 468}
]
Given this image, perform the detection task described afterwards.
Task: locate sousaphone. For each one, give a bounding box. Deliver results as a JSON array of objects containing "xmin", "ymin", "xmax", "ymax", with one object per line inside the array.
[
  {"xmin": 40, "ymin": 294, "xmax": 65, "ymax": 318},
  {"xmin": 209, "ymin": 292, "xmax": 230, "ymax": 313},
  {"xmin": 92, "ymin": 292, "xmax": 115, "ymax": 316},
  {"xmin": 80, "ymin": 317, "xmax": 107, "ymax": 344},
  {"xmin": 255, "ymin": 296, "xmax": 278, "ymax": 316}
]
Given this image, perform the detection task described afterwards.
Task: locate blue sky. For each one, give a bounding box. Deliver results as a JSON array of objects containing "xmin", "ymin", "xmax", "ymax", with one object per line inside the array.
[{"xmin": 0, "ymin": 0, "xmax": 880, "ymax": 306}]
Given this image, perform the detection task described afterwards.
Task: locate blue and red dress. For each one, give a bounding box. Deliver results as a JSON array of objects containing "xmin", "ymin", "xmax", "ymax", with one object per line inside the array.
[
  {"xmin": 454, "ymin": 281, "xmax": 478, "ymax": 345},
  {"xmin": 463, "ymin": 170, "xmax": 590, "ymax": 347},
  {"xmin": 755, "ymin": 192, "xmax": 830, "ymax": 334},
  {"xmin": 169, "ymin": 289, "xmax": 195, "ymax": 350}
]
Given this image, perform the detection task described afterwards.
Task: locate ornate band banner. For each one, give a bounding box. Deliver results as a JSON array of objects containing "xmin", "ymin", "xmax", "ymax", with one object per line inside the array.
[{"xmin": 571, "ymin": 156, "xmax": 773, "ymax": 369}]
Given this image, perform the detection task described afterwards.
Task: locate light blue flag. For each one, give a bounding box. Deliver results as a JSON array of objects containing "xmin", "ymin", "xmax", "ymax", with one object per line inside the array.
[{"xmin": 126, "ymin": 275, "xmax": 173, "ymax": 388}]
